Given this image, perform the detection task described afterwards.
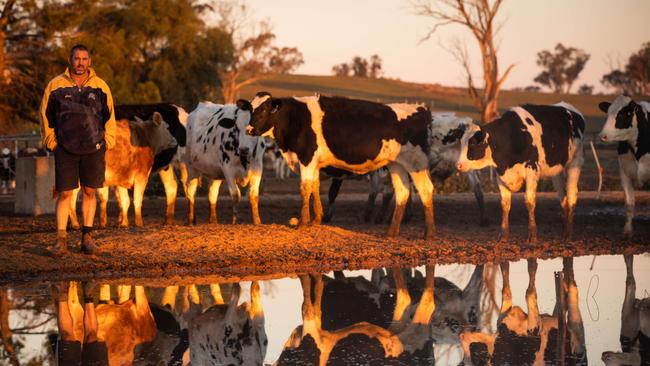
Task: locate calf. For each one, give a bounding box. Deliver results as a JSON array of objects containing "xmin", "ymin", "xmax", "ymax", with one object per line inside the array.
[
  {"xmin": 598, "ymin": 95, "xmax": 650, "ymax": 237},
  {"xmin": 457, "ymin": 103, "xmax": 585, "ymax": 242},
  {"xmin": 69, "ymin": 104, "xmax": 187, "ymax": 228},
  {"xmin": 184, "ymin": 100, "xmax": 266, "ymax": 224},
  {"xmin": 248, "ymin": 92, "xmax": 435, "ymax": 238}
]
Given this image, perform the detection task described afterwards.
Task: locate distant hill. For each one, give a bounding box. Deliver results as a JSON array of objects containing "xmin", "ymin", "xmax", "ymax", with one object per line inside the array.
[{"xmin": 240, "ymin": 73, "xmax": 613, "ymax": 136}]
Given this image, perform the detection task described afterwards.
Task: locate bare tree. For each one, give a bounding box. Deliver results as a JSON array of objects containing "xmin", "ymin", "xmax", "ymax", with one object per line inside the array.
[
  {"xmin": 216, "ymin": 1, "xmax": 303, "ymax": 103},
  {"xmin": 413, "ymin": 0, "xmax": 514, "ymax": 123}
]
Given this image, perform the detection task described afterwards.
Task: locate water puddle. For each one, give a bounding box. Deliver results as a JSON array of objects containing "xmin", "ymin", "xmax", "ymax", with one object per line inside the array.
[{"xmin": 1, "ymin": 254, "xmax": 649, "ymax": 365}]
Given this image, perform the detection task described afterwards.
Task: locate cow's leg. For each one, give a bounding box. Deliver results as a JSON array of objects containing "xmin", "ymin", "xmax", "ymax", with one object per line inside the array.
[
  {"xmin": 497, "ymin": 182, "xmax": 512, "ymax": 242},
  {"xmin": 412, "ymin": 264, "xmax": 436, "ymax": 324},
  {"xmin": 207, "ymin": 179, "xmax": 222, "ymax": 224},
  {"xmin": 99, "ymin": 284, "xmax": 111, "ymax": 304},
  {"xmin": 96, "ymin": 186, "xmax": 109, "ymax": 228},
  {"xmin": 391, "ymin": 267, "xmax": 412, "ymax": 326},
  {"xmin": 178, "ymin": 161, "xmax": 189, "ymax": 197},
  {"xmin": 134, "ymin": 285, "xmax": 157, "ymax": 342},
  {"xmin": 162, "ymin": 286, "xmax": 179, "ymax": 310},
  {"xmin": 159, "ymin": 165, "xmax": 177, "ymax": 226},
  {"xmin": 250, "ymin": 281, "xmax": 264, "ymax": 322},
  {"xmin": 133, "ymin": 179, "xmax": 146, "ymax": 228},
  {"xmin": 526, "ymin": 258, "xmax": 539, "ymax": 331},
  {"xmin": 621, "ymin": 255, "xmax": 640, "ymax": 352},
  {"xmin": 297, "ymin": 165, "xmax": 317, "ymax": 227},
  {"xmin": 468, "ymin": 171, "xmax": 488, "ymax": 226},
  {"xmin": 377, "ymin": 181, "xmax": 394, "ymax": 224},
  {"xmin": 564, "ymin": 153, "xmax": 583, "ymax": 241},
  {"xmin": 115, "ymin": 187, "xmax": 130, "ymax": 228},
  {"xmin": 563, "ymin": 257, "xmax": 587, "ymax": 363},
  {"xmin": 619, "ymin": 155, "xmax": 636, "ymax": 238},
  {"xmin": 117, "ymin": 285, "xmax": 131, "ymax": 304},
  {"xmin": 68, "ymin": 187, "xmax": 81, "ymax": 230},
  {"xmin": 210, "ymin": 284, "xmax": 224, "ymax": 305},
  {"xmin": 311, "ymin": 169, "xmax": 323, "ymax": 225},
  {"xmin": 364, "ymin": 172, "xmax": 380, "ymax": 223},
  {"xmin": 248, "ymin": 169, "xmax": 263, "ymax": 225},
  {"xmin": 409, "ymin": 169, "xmax": 435, "ymax": 239},
  {"xmin": 463, "ymin": 264, "xmax": 484, "ymax": 328},
  {"xmin": 499, "ymin": 262, "xmax": 512, "ymax": 319},
  {"xmin": 524, "ymin": 173, "xmax": 539, "ymax": 244},
  {"xmin": 386, "ymin": 164, "xmax": 410, "ymax": 237},
  {"xmin": 186, "ymin": 177, "xmax": 199, "ymax": 225},
  {"xmin": 323, "ymin": 178, "xmax": 343, "ymax": 223},
  {"xmin": 224, "ymin": 175, "xmax": 241, "ymax": 224}
]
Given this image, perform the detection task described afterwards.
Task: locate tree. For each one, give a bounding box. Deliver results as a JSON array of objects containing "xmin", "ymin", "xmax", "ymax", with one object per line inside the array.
[
  {"xmin": 534, "ymin": 43, "xmax": 590, "ymax": 94},
  {"xmin": 602, "ymin": 42, "xmax": 650, "ymax": 95},
  {"xmin": 332, "ymin": 62, "xmax": 351, "ymax": 77},
  {"xmin": 413, "ymin": 0, "xmax": 514, "ymax": 123},
  {"xmin": 216, "ymin": 1, "xmax": 304, "ymax": 103},
  {"xmin": 577, "ymin": 84, "xmax": 593, "ymax": 95},
  {"xmin": 351, "ymin": 56, "xmax": 368, "ymax": 77},
  {"xmin": 331, "ymin": 55, "xmax": 383, "ymax": 78},
  {"xmin": 369, "ymin": 54, "xmax": 383, "ymax": 78}
]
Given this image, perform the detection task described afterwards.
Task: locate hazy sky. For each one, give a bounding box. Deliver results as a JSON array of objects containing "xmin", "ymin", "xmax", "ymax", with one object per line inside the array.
[{"xmin": 244, "ymin": 0, "xmax": 649, "ymax": 93}]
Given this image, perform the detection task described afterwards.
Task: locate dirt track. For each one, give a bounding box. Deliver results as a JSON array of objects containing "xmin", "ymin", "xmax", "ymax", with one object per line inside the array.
[{"xmin": 1, "ymin": 175, "xmax": 649, "ymax": 284}]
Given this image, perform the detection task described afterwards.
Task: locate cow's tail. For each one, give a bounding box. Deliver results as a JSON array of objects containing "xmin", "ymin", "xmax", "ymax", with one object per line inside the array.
[{"xmin": 589, "ymin": 139, "xmax": 603, "ymax": 199}]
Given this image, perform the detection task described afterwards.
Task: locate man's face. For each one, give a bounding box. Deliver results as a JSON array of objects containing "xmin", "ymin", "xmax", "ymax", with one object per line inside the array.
[{"xmin": 69, "ymin": 50, "xmax": 91, "ymax": 76}]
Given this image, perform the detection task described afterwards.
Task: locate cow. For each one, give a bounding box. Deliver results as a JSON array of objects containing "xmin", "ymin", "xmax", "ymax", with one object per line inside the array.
[
  {"xmin": 247, "ymin": 92, "xmax": 435, "ymax": 239},
  {"xmin": 456, "ymin": 103, "xmax": 585, "ymax": 243},
  {"xmin": 459, "ymin": 257, "xmax": 587, "ymax": 366},
  {"xmin": 602, "ymin": 255, "xmax": 650, "ymax": 366},
  {"xmin": 277, "ymin": 266, "xmax": 437, "ymax": 365},
  {"xmin": 184, "ymin": 100, "xmax": 266, "ymax": 225},
  {"xmin": 186, "ymin": 282, "xmax": 267, "ymax": 365},
  {"xmin": 597, "ymin": 95, "xmax": 650, "ymax": 238},
  {"xmin": 68, "ymin": 103, "xmax": 187, "ymax": 228}
]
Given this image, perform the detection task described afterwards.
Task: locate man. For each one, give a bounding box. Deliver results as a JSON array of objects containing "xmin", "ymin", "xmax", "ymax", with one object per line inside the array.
[{"xmin": 40, "ymin": 44, "xmax": 116, "ymax": 256}]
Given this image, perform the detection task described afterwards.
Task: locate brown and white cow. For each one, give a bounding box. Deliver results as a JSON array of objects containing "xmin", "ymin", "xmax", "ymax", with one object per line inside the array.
[
  {"xmin": 602, "ymin": 255, "xmax": 650, "ymax": 366},
  {"xmin": 184, "ymin": 100, "xmax": 266, "ymax": 225},
  {"xmin": 459, "ymin": 257, "xmax": 587, "ymax": 366},
  {"xmin": 598, "ymin": 95, "xmax": 650, "ymax": 237},
  {"xmin": 248, "ymin": 92, "xmax": 435, "ymax": 239},
  {"xmin": 277, "ymin": 266, "xmax": 438, "ymax": 365},
  {"xmin": 457, "ymin": 103, "xmax": 585, "ymax": 242}
]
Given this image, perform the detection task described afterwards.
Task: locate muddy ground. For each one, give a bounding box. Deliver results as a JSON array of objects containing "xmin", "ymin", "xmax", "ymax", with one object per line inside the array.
[{"xmin": 0, "ymin": 175, "xmax": 649, "ymax": 285}]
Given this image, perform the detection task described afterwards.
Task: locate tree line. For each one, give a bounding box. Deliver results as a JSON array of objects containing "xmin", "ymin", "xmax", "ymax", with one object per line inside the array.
[{"xmin": 0, "ymin": 0, "xmax": 303, "ymax": 134}]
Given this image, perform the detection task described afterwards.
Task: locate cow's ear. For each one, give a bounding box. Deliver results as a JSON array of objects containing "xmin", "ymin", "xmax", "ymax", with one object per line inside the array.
[
  {"xmin": 598, "ymin": 102, "xmax": 611, "ymax": 113},
  {"xmin": 152, "ymin": 111, "xmax": 163, "ymax": 126},
  {"xmin": 236, "ymin": 99, "xmax": 252, "ymax": 111},
  {"xmin": 271, "ymin": 99, "xmax": 282, "ymax": 113}
]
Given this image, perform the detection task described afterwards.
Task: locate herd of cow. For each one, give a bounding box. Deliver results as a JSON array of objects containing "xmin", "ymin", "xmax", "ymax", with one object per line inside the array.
[{"xmin": 67, "ymin": 92, "xmax": 649, "ymax": 242}]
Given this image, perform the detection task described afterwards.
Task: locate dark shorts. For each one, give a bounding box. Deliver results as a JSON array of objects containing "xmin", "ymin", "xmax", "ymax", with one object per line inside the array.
[
  {"xmin": 57, "ymin": 340, "xmax": 108, "ymax": 366},
  {"xmin": 54, "ymin": 145, "xmax": 105, "ymax": 192}
]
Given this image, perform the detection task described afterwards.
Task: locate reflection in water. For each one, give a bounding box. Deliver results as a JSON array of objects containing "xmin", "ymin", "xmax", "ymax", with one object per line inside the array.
[
  {"xmin": 0, "ymin": 254, "xmax": 649, "ymax": 365},
  {"xmin": 602, "ymin": 255, "xmax": 650, "ymax": 365}
]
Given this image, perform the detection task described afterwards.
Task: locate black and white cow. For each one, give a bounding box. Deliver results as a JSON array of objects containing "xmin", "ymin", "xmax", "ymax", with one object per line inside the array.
[
  {"xmin": 598, "ymin": 95, "xmax": 650, "ymax": 237},
  {"xmin": 247, "ymin": 92, "xmax": 435, "ymax": 239},
  {"xmin": 457, "ymin": 103, "xmax": 585, "ymax": 243},
  {"xmin": 184, "ymin": 100, "xmax": 266, "ymax": 225}
]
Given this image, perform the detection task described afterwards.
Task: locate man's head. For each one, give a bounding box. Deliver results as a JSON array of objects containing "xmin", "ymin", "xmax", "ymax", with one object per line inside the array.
[{"xmin": 68, "ymin": 44, "xmax": 91, "ymax": 76}]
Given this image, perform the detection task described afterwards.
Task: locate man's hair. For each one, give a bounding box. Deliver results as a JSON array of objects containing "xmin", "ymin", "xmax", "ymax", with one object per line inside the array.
[{"xmin": 69, "ymin": 44, "xmax": 90, "ymax": 60}]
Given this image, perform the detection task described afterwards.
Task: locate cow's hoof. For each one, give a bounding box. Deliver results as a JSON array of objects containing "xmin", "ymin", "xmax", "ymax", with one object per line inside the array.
[{"xmin": 498, "ymin": 233, "xmax": 509, "ymax": 243}]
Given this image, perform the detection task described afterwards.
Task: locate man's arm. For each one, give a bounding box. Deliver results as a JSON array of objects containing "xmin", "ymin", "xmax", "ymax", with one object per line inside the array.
[
  {"xmin": 40, "ymin": 81, "xmax": 57, "ymax": 152},
  {"xmin": 100, "ymin": 80, "xmax": 116, "ymax": 150}
]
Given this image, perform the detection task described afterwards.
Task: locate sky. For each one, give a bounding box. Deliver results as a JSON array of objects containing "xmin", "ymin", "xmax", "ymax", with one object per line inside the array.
[{"xmin": 243, "ymin": 0, "xmax": 649, "ymax": 93}]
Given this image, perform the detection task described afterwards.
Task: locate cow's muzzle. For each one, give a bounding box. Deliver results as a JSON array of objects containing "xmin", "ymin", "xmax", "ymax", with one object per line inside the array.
[
  {"xmin": 456, "ymin": 161, "xmax": 468, "ymax": 172},
  {"xmin": 599, "ymin": 134, "xmax": 609, "ymax": 142}
]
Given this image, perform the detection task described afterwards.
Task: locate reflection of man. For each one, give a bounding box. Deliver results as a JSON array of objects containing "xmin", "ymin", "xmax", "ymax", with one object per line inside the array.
[
  {"xmin": 40, "ymin": 44, "xmax": 116, "ymax": 256},
  {"xmin": 54, "ymin": 281, "xmax": 108, "ymax": 366}
]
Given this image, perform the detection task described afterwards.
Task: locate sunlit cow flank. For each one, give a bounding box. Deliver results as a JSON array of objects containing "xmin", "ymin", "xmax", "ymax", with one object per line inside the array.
[
  {"xmin": 277, "ymin": 266, "xmax": 438, "ymax": 365},
  {"xmin": 602, "ymin": 255, "xmax": 650, "ymax": 366},
  {"xmin": 184, "ymin": 100, "xmax": 266, "ymax": 225},
  {"xmin": 598, "ymin": 95, "xmax": 650, "ymax": 237},
  {"xmin": 69, "ymin": 104, "xmax": 186, "ymax": 228},
  {"xmin": 459, "ymin": 258, "xmax": 587, "ymax": 366},
  {"xmin": 248, "ymin": 92, "xmax": 435, "ymax": 239},
  {"xmin": 187, "ymin": 282, "xmax": 267, "ymax": 365},
  {"xmin": 457, "ymin": 103, "xmax": 585, "ymax": 243}
]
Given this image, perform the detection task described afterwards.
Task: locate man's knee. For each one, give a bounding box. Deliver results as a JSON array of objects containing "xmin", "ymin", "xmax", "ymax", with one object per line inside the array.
[
  {"xmin": 58, "ymin": 190, "xmax": 74, "ymax": 200},
  {"xmin": 82, "ymin": 186, "xmax": 96, "ymax": 197}
]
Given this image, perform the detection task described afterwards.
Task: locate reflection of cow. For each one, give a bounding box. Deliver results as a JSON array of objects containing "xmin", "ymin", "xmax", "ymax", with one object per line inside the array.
[
  {"xmin": 69, "ymin": 104, "xmax": 188, "ymax": 228},
  {"xmin": 248, "ymin": 92, "xmax": 435, "ymax": 239},
  {"xmin": 185, "ymin": 101, "xmax": 266, "ymax": 225},
  {"xmin": 598, "ymin": 95, "xmax": 650, "ymax": 237},
  {"xmin": 186, "ymin": 282, "xmax": 267, "ymax": 365},
  {"xmin": 602, "ymin": 255, "xmax": 650, "ymax": 366},
  {"xmin": 460, "ymin": 258, "xmax": 587, "ymax": 366},
  {"xmin": 277, "ymin": 265, "xmax": 437, "ymax": 365}
]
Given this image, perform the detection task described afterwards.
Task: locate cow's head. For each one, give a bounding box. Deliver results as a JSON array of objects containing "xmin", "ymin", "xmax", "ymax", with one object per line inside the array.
[
  {"xmin": 456, "ymin": 123, "xmax": 492, "ymax": 172},
  {"xmin": 247, "ymin": 91, "xmax": 281, "ymax": 137},
  {"xmin": 598, "ymin": 95, "xmax": 644, "ymax": 143},
  {"xmin": 133, "ymin": 111, "xmax": 177, "ymax": 155},
  {"xmin": 233, "ymin": 99, "xmax": 260, "ymax": 161}
]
